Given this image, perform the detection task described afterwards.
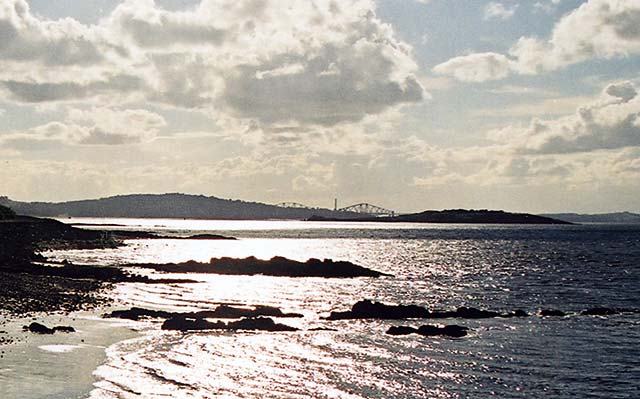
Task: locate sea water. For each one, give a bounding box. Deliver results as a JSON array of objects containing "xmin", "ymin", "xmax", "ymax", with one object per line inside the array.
[{"xmin": 44, "ymin": 219, "xmax": 640, "ymax": 398}]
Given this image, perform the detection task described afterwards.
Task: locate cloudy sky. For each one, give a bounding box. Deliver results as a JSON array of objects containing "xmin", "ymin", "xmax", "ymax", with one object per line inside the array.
[{"xmin": 1, "ymin": 0, "xmax": 639, "ymax": 213}]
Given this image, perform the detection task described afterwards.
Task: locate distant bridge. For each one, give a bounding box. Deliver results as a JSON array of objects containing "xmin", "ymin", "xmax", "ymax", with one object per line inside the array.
[
  {"xmin": 338, "ymin": 203, "xmax": 396, "ymax": 217},
  {"xmin": 275, "ymin": 201, "xmax": 396, "ymax": 217}
]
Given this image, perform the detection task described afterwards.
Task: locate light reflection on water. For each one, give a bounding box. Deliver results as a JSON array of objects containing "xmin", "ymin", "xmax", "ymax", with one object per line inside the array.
[{"xmin": 45, "ymin": 220, "xmax": 640, "ymax": 398}]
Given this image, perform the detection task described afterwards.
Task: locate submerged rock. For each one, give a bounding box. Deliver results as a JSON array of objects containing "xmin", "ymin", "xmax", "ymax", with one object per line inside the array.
[
  {"xmin": 581, "ymin": 307, "xmax": 619, "ymax": 316},
  {"xmin": 324, "ymin": 300, "xmax": 528, "ymax": 321},
  {"xmin": 538, "ymin": 309, "xmax": 566, "ymax": 317},
  {"xmin": 386, "ymin": 324, "xmax": 469, "ymax": 338},
  {"xmin": 161, "ymin": 316, "xmax": 298, "ymax": 332},
  {"xmin": 133, "ymin": 256, "xmax": 390, "ymax": 278}
]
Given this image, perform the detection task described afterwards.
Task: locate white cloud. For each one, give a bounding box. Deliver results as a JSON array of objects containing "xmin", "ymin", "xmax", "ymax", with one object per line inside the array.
[
  {"xmin": 0, "ymin": 107, "xmax": 166, "ymax": 147},
  {"xmin": 493, "ymin": 81, "xmax": 640, "ymax": 154},
  {"xmin": 435, "ymin": 0, "xmax": 640, "ymax": 82},
  {"xmin": 484, "ymin": 2, "xmax": 518, "ymax": 20},
  {"xmin": 432, "ymin": 52, "xmax": 514, "ymax": 82},
  {"xmin": 0, "ymin": 0, "xmax": 425, "ymax": 132}
]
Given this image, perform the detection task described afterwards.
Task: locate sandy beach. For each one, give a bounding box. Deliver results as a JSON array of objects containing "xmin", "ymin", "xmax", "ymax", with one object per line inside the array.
[{"xmin": 1, "ymin": 311, "xmax": 138, "ymax": 399}]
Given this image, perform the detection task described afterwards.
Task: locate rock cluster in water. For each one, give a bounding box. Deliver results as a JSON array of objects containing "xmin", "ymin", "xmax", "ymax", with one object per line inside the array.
[
  {"xmin": 386, "ymin": 324, "xmax": 469, "ymax": 338},
  {"xmin": 134, "ymin": 256, "xmax": 390, "ymax": 278},
  {"xmin": 105, "ymin": 305, "xmax": 302, "ymax": 332},
  {"xmin": 106, "ymin": 305, "xmax": 303, "ymax": 321},
  {"xmin": 324, "ymin": 300, "xmax": 528, "ymax": 320},
  {"xmin": 161, "ymin": 316, "xmax": 298, "ymax": 332}
]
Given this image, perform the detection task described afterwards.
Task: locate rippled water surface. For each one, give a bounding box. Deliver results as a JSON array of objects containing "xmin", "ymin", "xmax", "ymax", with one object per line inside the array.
[{"xmin": 49, "ymin": 219, "xmax": 640, "ymax": 398}]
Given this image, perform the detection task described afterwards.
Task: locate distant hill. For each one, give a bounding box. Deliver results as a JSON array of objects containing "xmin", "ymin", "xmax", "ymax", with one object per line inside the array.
[
  {"xmin": 542, "ymin": 212, "xmax": 640, "ymax": 224},
  {"xmin": 0, "ymin": 194, "xmax": 360, "ymax": 220},
  {"xmin": 310, "ymin": 209, "xmax": 571, "ymax": 224}
]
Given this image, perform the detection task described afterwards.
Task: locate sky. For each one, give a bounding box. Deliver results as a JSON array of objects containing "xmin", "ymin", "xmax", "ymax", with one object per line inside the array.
[{"xmin": 0, "ymin": 0, "xmax": 639, "ymax": 213}]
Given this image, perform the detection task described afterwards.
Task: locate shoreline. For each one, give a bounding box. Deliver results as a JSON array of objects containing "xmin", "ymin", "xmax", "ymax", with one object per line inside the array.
[{"xmin": 1, "ymin": 310, "xmax": 139, "ymax": 399}]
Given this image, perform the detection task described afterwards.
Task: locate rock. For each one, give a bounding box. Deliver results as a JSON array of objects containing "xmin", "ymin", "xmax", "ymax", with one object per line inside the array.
[
  {"xmin": 107, "ymin": 307, "xmax": 174, "ymax": 321},
  {"xmin": 581, "ymin": 307, "xmax": 619, "ymax": 316},
  {"xmin": 386, "ymin": 326, "xmax": 418, "ymax": 336},
  {"xmin": 538, "ymin": 309, "xmax": 566, "ymax": 317},
  {"xmin": 324, "ymin": 300, "xmax": 430, "ymax": 320},
  {"xmin": 226, "ymin": 317, "xmax": 299, "ymax": 332},
  {"xmin": 183, "ymin": 234, "xmax": 236, "ymax": 240},
  {"xmin": 105, "ymin": 305, "xmax": 303, "ymax": 321},
  {"xmin": 24, "ymin": 322, "xmax": 55, "ymax": 334},
  {"xmin": 161, "ymin": 316, "xmax": 298, "ymax": 332},
  {"xmin": 134, "ymin": 256, "xmax": 390, "ymax": 278},
  {"xmin": 324, "ymin": 300, "xmax": 526, "ymax": 321},
  {"xmin": 386, "ymin": 324, "xmax": 469, "ymax": 338},
  {"xmin": 418, "ymin": 325, "xmax": 468, "ymax": 338},
  {"xmin": 52, "ymin": 326, "xmax": 76, "ymax": 333},
  {"xmin": 308, "ymin": 327, "xmax": 338, "ymax": 331},
  {"xmin": 502, "ymin": 309, "xmax": 529, "ymax": 318},
  {"xmin": 161, "ymin": 317, "xmax": 224, "ymax": 331},
  {"xmin": 450, "ymin": 307, "xmax": 500, "ymax": 319}
]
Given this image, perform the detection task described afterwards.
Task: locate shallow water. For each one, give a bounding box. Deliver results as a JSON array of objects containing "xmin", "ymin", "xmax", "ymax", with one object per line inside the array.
[{"xmin": 47, "ymin": 219, "xmax": 640, "ymax": 398}]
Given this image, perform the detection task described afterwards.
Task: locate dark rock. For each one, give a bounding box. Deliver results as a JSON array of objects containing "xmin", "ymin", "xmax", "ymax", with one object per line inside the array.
[
  {"xmin": 105, "ymin": 305, "xmax": 303, "ymax": 321},
  {"xmin": 386, "ymin": 326, "xmax": 418, "ymax": 336},
  {"xmin": 182, "ymin": 234, "xmax": 236, "ymax": 240},
  {"xmin": 226, "ymin": 317, "xmax": 299, "ymax": 332},
  {"xmin": 308, "ymin": 327, "xmax": 338, "ymax": 331},
  {"xmin": 324, "ymin": 300, "xmax": 430, "ymax": 320},
  {"xmin": 24, "ymin": 322, "xmax": 55, "ymax": 334},
  {"xmin": 582, "ymin": 307, "xmax": 619, "ymax": 316},
  {"xmin": 419, "ymin": 325, "xmax": 468, "ymax": 338},
  {"xmin": 161, "ymin": 317, "xmax": 224, "ymax": 331},
  {"xmin": 502, "ymin": 309, "xmax": 529, "ymax": 318},
  {"xmin": 325, "ymin": 300, "xmax": 524, "ymax": 321},
  {"xmin": 161, "ymin": 316, "xmax": 298, "ymax": 332},
  {"xmin": 387, "ymin": 324, "xmax": 469, "ymax": 338},
  {"xmin": 133, "ymin": 256, "xmax": 390, "ymax": 278},
  {"xmin": 52, "ymin": 326, "xmax": 75, "ymax": 333},
  {"xmin": 451, "ymin": 307, "xmax": 500, "ymax": 319},
  {"xmin": 538, "ymin": 309, "xmax": 566, "ymax": 317}
]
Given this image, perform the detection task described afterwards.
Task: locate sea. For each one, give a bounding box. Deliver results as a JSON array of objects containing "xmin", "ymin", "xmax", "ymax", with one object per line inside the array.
[{"xmin": 42, "ymin": 219, "xmax": 640, "ymax": 398}]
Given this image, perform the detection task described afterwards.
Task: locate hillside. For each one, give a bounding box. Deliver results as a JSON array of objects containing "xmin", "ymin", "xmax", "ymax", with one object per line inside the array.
[
  {"xmin": 0, "ymin": 194, "xmax": 358, "ymax": 220},
  {"xmin": 543, "ymin": 212, "xmax": 640, "ymax": 224}
]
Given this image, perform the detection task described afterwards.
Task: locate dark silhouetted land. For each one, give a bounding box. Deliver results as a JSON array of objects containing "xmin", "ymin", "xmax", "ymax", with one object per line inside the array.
[
  {"xmin": 310, "ymin": 209, "xmax": 571, "ymax": 224},
  {"xmin": 542, "ymin": 212, "xmax": 640, "ymax": 224},
  {"xmin": 0, "ymin": 194, "xmax": 358, "ymax": 220}
]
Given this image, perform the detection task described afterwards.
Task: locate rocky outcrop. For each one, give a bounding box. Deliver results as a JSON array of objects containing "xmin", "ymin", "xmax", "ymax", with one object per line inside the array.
[
  {"xmin": 538, "ymin": 309, "xmax": 566, "ymax": 317},
  {"xmin": 134, "ymin": 256, "xmax": 389, "ymax": 278},
  {"xmin": 105, "ymin": 305, "xmax": 303, "ymax": 321},
  {"xmin": 324, "ymin": 300, "xmax": 528, "ymax": 320},
  {"xmin": 23, "ymin": 322, "xmax": 75, "ymax": 334},
  {"xmin": 161, "ymin": 316, "xmax": 298, "ymax": 332},
  {"xmin": 386, "ymin": 324, "xmax": 469, "ymax": 338}
]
